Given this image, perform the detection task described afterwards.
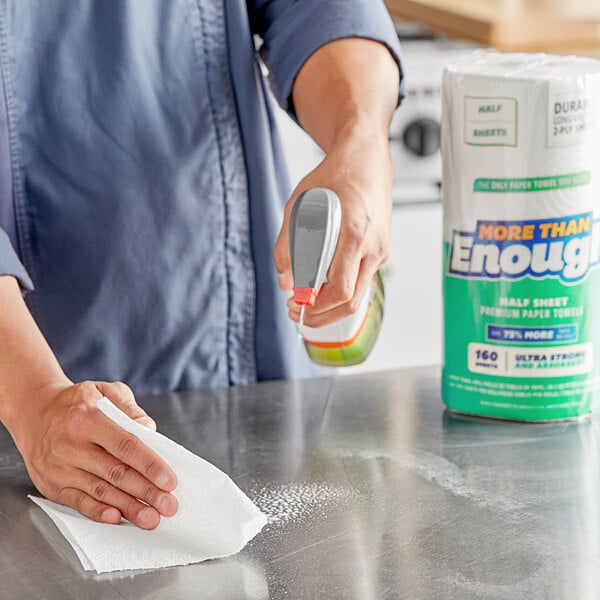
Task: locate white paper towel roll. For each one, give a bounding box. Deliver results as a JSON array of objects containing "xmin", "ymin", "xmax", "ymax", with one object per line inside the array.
[{"xmin": 441, "ymin": 50, "xmax": 600, "ymax": 421}]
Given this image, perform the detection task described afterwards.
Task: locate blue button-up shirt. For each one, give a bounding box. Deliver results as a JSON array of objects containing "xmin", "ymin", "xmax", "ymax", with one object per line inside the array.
[{"xmin": 0, "ymin": 0, "xmax": 401, "ymax": 393}]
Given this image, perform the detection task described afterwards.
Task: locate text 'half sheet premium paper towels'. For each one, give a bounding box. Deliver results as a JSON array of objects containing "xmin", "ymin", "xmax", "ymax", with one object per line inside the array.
[{"xmin": 441, "ymin": 50, "xmax": 600, "ymax": 421}]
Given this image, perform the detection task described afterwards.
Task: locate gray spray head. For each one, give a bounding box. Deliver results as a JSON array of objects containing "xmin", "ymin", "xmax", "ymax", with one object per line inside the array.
[{"xmin": 289, "ymin": 188, "xmax": 342, "ymax": 304}]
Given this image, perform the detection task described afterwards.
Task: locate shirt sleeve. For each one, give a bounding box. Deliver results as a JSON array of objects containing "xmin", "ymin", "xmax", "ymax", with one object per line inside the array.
[
  {"xmin": 247, "ymin": 0, "xmax": 404, "ymax": 113},
  {"xmin": 0, "ymin": 228, "xmax": 34, "ymax": 292}
]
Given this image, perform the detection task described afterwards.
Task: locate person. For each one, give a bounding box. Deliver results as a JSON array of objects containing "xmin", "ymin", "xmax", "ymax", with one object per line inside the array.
[{"xmin": 0, "ymin": 1, "xmax": 402, "ymax": 529}]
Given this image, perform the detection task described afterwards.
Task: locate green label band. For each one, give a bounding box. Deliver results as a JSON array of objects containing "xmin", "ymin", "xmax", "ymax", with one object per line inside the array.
[
  {"xmin": 442, "ymin": 241, "xmax": 600, "ymax": 421},
  {"xmin": 473, "ymin": 171, "xmax": 591, "ymax": 193}
]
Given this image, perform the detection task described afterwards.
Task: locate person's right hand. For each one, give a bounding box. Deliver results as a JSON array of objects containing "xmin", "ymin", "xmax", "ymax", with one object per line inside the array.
[{"xmin": 12, "ymin": 379, "xmax": 178, "ymax": 530}]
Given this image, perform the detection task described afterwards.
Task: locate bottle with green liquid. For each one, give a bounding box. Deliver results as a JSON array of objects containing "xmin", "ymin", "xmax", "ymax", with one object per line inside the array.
[{"xmin": 289, "ymin": 188, "xmax": 384, "ymax": 367}]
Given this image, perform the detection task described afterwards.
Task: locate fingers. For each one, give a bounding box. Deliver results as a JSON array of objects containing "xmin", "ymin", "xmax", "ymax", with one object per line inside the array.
[
  {"xmin": 83, "ymin": 444, "xmax": 178, "ymax": 517},
  {"xmin": 59, "ymin": 480, "xmax": 163, "ymax": 530},
  {"xmin": 93, "ymin": 409, "xmax": 178, "ymax": 494},
  {"xmin": 96, "ymin": 380, "xmax": 156, "ymax": 431},
  {"xmin": 288, "ymin": 256, "xmax": 378, "ymax": 327},
  {"xmin": 76, "ymin": 381, "xmax": 178, "ymax": 493},
  {"xmin": 59, "ymin": 487, "xmax": 123, "ymax": 525},
  {"xmin": 91, "ymin": 384, "xmax": 179, "ymax": 526},
  {"xmin": 61, "ymin": 459, "xmax": 178, "ymax": 529}
]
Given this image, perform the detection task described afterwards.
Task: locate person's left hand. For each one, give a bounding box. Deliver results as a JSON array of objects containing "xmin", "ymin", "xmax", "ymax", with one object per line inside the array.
[{"xmin": 273, "ymin": 128, "xmax": 393, "ymax": 328}]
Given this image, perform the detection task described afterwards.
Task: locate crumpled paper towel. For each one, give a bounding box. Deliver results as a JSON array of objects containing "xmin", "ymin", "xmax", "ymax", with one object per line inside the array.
[{"xmin": 29, "ymin": 396, "xmax": 267, "ymax": 573}]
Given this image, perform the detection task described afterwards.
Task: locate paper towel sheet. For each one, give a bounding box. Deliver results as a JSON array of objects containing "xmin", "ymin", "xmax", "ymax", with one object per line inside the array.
[{"xmin": 29, "ymin": 397, "xmax": 267, "ymax": 573}]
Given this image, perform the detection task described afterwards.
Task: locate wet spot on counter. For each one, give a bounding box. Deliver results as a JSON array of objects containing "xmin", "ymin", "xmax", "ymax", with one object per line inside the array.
[{"xmin": 248, "ymin": 482, "xmax": 362, "ymax": 525}]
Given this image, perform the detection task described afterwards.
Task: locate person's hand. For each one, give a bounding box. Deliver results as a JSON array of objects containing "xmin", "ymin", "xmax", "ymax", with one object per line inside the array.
[
  {"xmin": 273, "ymin": 128, "xmax": 393, "ymax": 327},
  {"xmin": 12, "ymin": 379, "xmax": 178, "ymax": 530}
]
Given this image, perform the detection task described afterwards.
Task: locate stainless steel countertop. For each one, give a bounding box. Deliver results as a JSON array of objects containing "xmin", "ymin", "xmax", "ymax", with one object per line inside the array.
[{"xmin": 2, "ymin": 366, "xmax": 600, "ymax": 599}]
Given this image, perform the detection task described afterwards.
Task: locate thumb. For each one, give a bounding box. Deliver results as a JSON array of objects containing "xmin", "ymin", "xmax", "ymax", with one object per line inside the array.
[
  {"xmin": 273, "ymin": 223, "xmax": 293, "ymax": 291},
  {"xmin": 274, "ymin": 187, "xmax": 308, "ymax": 292},
  {"xmin": 94, "ymin": 381, "xmax": 157, "ymax": 431}
]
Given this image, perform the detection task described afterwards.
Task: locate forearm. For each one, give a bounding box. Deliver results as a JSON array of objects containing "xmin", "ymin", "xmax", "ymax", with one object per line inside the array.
[
  {"xmin": 0, "ymin": 274, "xmax": 179, "ymax": 528},
  {"xmin": 0, "ymin": 275, "xmax": 69, "ymax": 434},
  {"xmin": 292, "ymin": 38, "xmax": 400, "ymax": 152}
]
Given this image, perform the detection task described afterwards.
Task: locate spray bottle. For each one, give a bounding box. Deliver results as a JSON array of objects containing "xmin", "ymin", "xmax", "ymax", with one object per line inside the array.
[{"xmin": 289, "ymin": 187, "xmax": 384, "ymax": 367}]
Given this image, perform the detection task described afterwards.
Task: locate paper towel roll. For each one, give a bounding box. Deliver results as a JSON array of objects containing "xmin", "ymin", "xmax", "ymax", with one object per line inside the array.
[{"xmin": 441, "ymin": 50, "xmax": 600, "ymax": 421}]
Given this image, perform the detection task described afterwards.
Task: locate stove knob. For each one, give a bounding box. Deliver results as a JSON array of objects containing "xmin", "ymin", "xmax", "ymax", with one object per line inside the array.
[{"xmin": 402, "ymin": 118, "xmax": 440, "ymax": 157}]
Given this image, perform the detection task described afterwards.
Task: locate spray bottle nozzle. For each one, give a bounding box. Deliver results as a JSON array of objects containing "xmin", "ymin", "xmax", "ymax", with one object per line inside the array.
[{"xmin": 292, "ymin": 287, "xmax": 318, "ymax": 306}]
